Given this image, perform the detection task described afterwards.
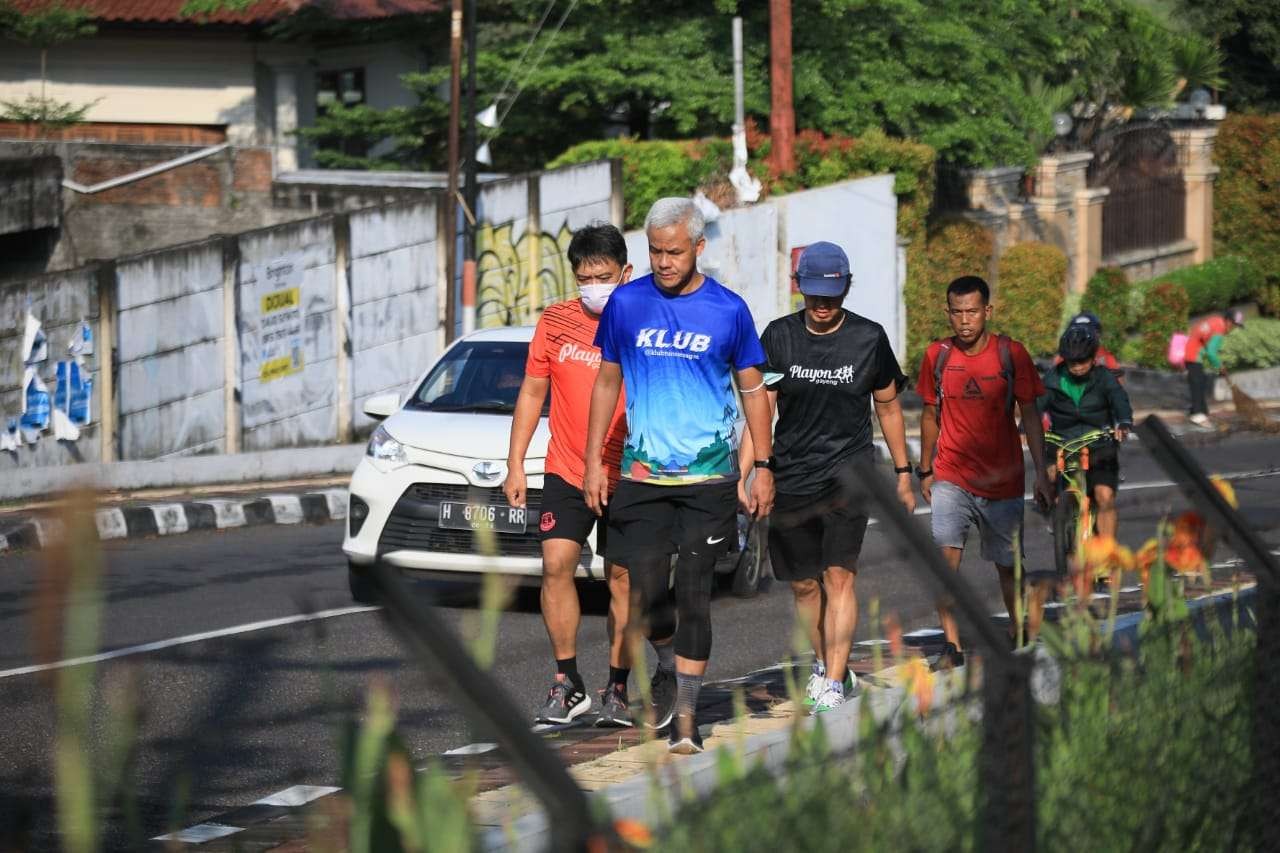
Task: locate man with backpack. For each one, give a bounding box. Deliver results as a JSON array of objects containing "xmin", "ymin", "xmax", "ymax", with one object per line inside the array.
[{"xmin": 916, "ymin": 276, "xmax": 1053, "ymax": 666}]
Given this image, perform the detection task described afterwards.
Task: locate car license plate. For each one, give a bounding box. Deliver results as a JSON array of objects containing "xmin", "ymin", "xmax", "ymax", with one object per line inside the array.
[{"xmin": 437, "ymin": 501, "xmax": 528, "ymax": 534}]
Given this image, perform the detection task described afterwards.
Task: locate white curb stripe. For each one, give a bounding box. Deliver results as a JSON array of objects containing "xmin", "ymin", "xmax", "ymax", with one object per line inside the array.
[
  {"xmin": 0, "ymin": 605, "xmax": 378, "ymax": 679},
  {"xmin": 197, "ymin": 499, "xmax": 248, "ymax": 530},
  {"xmin": 321, "ymin": 488, "xmax": 347, "ymax": 520},
  {"xmin": 32, "ymin": 518, "xmax": 64, "ymax": 547},
  {"xmin": 0, "ymin": 534, "xmax": 8, "ymax": 552},
  {"xmin": 94, "ymin": 508, "xmax": 128, "ymax": 540},
  {"xmin": 151, "ymin": 503, "xmax": 189, "ymax": 536},
  {"xmin": 268, "ymin": 494, "xmax": 304, "ymax": 524},
  {"xmin": 253, "ymin": 785, "xmax": 341, "ymax": 807},
  {"xmin": 153, "ymin": 823, "xmax": 243, "ymax": 843}
]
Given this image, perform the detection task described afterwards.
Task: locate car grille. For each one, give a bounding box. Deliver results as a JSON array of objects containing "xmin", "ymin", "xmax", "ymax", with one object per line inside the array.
[{"xmin": 378, "ymin": 483, "xmax": 590, "ymax": 565}]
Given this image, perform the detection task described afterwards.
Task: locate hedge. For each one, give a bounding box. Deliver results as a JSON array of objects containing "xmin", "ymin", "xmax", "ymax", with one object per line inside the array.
[
  {"xmin": 994, "ymin": 242, "xmax": 1067, "ymax": 357},
  {"xmin": 1148, "ymin": 256, "xmax": 1263, "ymax": 316},
  {"xmin": 1220, "ymin": 317, "xmax": 1280, "ymax": 371},
  {"xmin": 1080, "ymin": 267, "xmax": 1130, "ymax": 352},
  {"xmin": 1214, "ymin": 114, "xmax": 1280, "ymax": 300},
  {"xmin": 1135, "ymin": 281, "xmax": 1191, "ymax": 368},
  {"xmin": 904, "ymin": 218, "xmax": 994, "ymax": 370}
]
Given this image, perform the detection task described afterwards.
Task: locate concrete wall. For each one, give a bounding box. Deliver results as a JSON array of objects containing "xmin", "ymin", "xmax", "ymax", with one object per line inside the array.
[
  {"xmin": 0, "ymin": 267, "xmax": 102, "ymax": 470},
  {"xmin": 0, "ymin": 156, "xmax": 61, "ymax": 235},
  {"xmin": 115, "ymin": 240, "xmax": 226, "ymax": 459},
  {"xmin": 624, "ymin": 174, "xmax": 904, "ymax": 357}
]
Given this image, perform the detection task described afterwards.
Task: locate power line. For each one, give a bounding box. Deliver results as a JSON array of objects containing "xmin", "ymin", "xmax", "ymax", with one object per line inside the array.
[
  {"xmin": 487, "ymin": 0, "xmax": 580, "ymax": 138},
  {"xmin": 488, "ymin": 0, "xmax": 557, "ymax": 110}
]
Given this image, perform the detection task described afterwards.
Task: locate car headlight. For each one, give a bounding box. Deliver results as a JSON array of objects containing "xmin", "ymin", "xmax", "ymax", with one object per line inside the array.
[{"xmin": 367, "ymin": 424, "xmax": 408, "ymax": 467}]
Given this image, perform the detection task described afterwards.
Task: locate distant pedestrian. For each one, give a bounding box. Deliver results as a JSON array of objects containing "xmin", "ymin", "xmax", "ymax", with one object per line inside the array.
[{"xmin": 1185, "ymin": 310, "xmax": 1244, "ymax": 428}]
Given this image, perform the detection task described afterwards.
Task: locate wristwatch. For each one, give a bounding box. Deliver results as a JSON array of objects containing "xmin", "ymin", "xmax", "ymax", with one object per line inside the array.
[
  {"xmin": 753, "ymin": 456, "xmax": 776, "ymax": 471},
  {"xmin": 893, "ymin": 464, "xmax": 912, "ymax": 475},
  {"xmin": 915, "ymin": 466, "xmax": 933, "ymax": 479}
]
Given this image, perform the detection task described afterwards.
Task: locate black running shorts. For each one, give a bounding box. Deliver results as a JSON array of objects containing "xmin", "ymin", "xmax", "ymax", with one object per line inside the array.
[
  {"xmin": 537, "ymin": 473, "xmax": 608, "ymax": 554},
  {"xmin": 768, "ymin": 467, "xmax": 869, "ymax": 582},
  {"xmin": 606, "ymin": 480, "xmax": 738, "ymax": 565},
  {"xmin": 1082, "ymin": 441, "xmax": 1120, "ymax": 493}
]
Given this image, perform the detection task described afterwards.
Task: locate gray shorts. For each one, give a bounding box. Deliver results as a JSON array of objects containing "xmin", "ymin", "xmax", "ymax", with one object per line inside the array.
[{"xmin": 930, "ymin": 479, "xmax": 1024, "ymax": 567}]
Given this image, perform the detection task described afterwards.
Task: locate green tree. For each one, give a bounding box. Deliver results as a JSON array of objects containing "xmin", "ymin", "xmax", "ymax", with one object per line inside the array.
[
  {"xmin": 1171, "ymin": 0, "xmax": 1280, "ymax": 109},
  {"xmin": 0, "ymin": 0, "xmax": 97, "ymax": 127}
]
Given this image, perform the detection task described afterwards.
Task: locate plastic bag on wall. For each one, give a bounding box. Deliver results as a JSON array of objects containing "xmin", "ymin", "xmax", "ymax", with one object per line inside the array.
[
  {"xmin": 20, "ymin": 368, "xmax": 50, "ymax": 434},
  {"xmin": 68, "ymin": 319, "xmax": 93, "ymax": 357},
  {"xmin": 0, "ymin": 419, "xmax": 17, "ymax": 454},
  {"xmin": 52, "ymin": 407, "xmax": 80, "ymax": 442},
  {"xmin": 22, "ymin": 312, "xmax": 48, "ymax": 364}
]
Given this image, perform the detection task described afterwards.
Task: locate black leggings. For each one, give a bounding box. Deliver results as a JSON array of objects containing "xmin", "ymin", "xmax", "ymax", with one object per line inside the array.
[
  {"xmin": 632, "ymin": 545, "xmax": 719, "ymax": 661},
  {"xmin": 1187, "ymin": 361, "xmax": 1215, "ymax": 416}
]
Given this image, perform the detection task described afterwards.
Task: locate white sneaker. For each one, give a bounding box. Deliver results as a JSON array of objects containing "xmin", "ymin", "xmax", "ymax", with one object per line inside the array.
[
  {"xmin": 803, "ymin": 672, "xmax": 825, "ymax": 706},
  {"xmin": 1189, "ymin": 413, "xmax": 1211, "ymax": 428},
  {"xmin": 811, "ymin": 682, "xmax": 846, "ymax": 715}
]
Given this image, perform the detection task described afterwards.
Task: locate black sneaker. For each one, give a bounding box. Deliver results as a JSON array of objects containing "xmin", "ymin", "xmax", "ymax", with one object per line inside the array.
[
  {"xmin": 667, "ymin": 713, "xmax": 704, "ymax": 755},
  {"xmin": 594, "ymin": 683, "xmax": 634, "ymax": 728},
  {"xmin": 535, "ymin": 675, "xmax": 590, "ymax": 724},
  {"xmin": 929, "ymin": 642, "xmax": 965, "ymax": 672},
  {"xmin": 645, "ymin": 667, "xmax": 677, "ymax": 730}
]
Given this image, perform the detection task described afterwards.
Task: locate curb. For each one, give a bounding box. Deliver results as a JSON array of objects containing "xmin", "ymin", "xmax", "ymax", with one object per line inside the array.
[{"xmin": 0, "ymin": 489, "xmax": 348, "ymax": 553}]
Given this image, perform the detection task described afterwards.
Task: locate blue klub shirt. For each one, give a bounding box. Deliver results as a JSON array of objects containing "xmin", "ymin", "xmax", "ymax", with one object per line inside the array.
[{"xmin": 595, "ymin": 274, "xmax": 765, "ymax": 485}]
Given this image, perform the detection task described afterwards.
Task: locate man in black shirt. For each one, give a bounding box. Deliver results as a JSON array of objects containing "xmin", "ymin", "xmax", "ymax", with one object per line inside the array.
[{"xmin": 739, "ymin": 242, "xmax": 915, "ymax": 713}]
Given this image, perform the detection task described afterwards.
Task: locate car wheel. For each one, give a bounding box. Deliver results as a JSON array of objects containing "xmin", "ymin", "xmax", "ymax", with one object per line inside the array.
[
  {"xmin": 348, "ymin": 560, "xmax": 380, "ymax": 605},
  {"xmin": 731, "ymin": 518, "xmax": 769, "ymax": 599}
]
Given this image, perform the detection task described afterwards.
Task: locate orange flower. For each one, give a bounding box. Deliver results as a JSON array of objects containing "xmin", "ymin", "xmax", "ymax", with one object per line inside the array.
[
  {"xmin": 1173, "ymin": 511, "xmax": 1206, "ymax": 538},
  {"xmin": 1136, "ymin": 539, "xmax": 1160, "ymax": 570},
  {"xmin": 1082, "ymin": 535, "xmax": 1118, "ymax": 569},
  {"xmin": 1113, "ymin": 545, "xmax": 1136, "ymax": 572},
  {"xmin": 884, "ymin": 613, "xmax": 904, "ymax": 660},
  {"xmin": 902, "ymin": 656, "xmax": 935, "ymax": 715},
  {"xmin": 613, "ymin": 819, "xmax": 653, "ymax": 848},
  {"xmin": 1211, "ymin": 475, "xmax": 1238, "ymax": 509},
  {"xmin": 1165, "ymin": 542, "xmax": 1207, "ymax": 576}
]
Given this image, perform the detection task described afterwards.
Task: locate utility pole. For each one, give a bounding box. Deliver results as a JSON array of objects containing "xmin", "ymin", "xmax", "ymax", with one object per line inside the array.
[
  {"xmin": 461, "ymin": 0, "xmax": 479, "ymax": 335},
  {"xmin": 444, "ymin": 0, "xmax": 463, "ymax": 343},
  {"xmin": 729, "ymin": 15, "xmax": 760, "ymax": 204},
  {"xmin": 769, "ymin": 0, "xmax": 795, "ymax": 175}
]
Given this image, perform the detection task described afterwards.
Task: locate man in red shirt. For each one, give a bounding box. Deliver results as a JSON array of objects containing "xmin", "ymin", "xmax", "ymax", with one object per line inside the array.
[
  {"xmin": 505, "ymin": 224, "xmax": 634, "ymax": 727},
  {"xmin": 1184, "ymin": 310, "xmax": 1243, "ymax": 427},
  {"xmin": 916, "ymin": 276, "xmax": 1053, "ymax": 666}
]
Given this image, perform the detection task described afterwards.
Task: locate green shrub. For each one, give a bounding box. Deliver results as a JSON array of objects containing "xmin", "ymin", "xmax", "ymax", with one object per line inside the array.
[
  {"xmin": 1214, "ymin": 114, "xmax": 1280, "ymax": 297},
  {"xmin": 1148, "ymin": 256, "xmax": 1263, "ymax": 315},
  {"xmin": 904, "ymin": 218, "xmax": 995, "ymax": 371},
  {"xmin": 1080, "ymin": 267, "xmax": 1131, "ymax": 351},
  {"xmin": 1135, "ymin": 281, "xmax": 1191, "ymax": 368},
  {"xmin": 994, "ymin": 242, "xmax": 1067, "ymax": 357},
  {"xmin": 1220, "ymin": 317, "xmax": 1280, "ymax": 371}
]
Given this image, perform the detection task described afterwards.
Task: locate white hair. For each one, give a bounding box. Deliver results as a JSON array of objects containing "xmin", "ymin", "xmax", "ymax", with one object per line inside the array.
[{"xmin": 644, "ymin": 197, "xmax": 705, "ymax": 243}]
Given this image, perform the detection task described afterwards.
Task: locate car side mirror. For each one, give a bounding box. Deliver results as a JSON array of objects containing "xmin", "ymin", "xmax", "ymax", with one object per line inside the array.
[{"xmin": 363, "ymin": 393, "xmax": 401, "ymax": 420}]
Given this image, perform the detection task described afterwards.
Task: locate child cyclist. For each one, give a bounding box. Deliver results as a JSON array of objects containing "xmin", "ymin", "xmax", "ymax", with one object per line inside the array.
[{"xmin": 1028, "ymin": 324, "xmax": 1133, "ymax": 641}]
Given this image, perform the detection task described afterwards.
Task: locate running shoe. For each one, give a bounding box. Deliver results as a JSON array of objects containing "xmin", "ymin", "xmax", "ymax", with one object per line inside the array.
[
  {"xmin": 803, "ymin": 671, "xmax": 826, "ymax": 706},
  {"xmin": 646, "ymin": 667, "xmax": 678, "ymax": 730},
  {"xmin": 594, "ymin": 683, "xmax": 634, "ymax": 728},
  {"xmin": 929, "ymin": 643, "xmax": 965, "ymax": 672},
  {"xmin": 536, "ymin": 675, "xmax": 590, "ymax": 724},
  {"xmin": 667, "ymin": 713, "xmax": 704, "ymax": 754},
  {"xmin": 1189, "ymin": 413, "xmax": 1212, "ymax": 428},
  {"xmin": 811, "ymin": 683, "xmax": 847, "ymax": 715}
]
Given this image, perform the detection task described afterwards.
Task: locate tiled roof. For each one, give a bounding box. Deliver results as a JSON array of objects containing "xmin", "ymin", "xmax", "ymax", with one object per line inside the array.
[{"xmin": 7, "ymin": 0, "xmax": 442, "ymax": 25}]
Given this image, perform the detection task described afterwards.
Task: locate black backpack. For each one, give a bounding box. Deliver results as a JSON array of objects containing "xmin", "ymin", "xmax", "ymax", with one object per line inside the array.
[{"xmin": 933, "ymin": 334, "xmax": 1016, "ymax": 424}]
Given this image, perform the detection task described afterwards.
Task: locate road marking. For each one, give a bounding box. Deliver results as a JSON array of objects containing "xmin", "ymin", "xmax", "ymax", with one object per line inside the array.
[
  {"xmin": 443, "ymin": 742, "xmax": 498, "ymax": 756},
  {"xmin": 268, "ymin": 494, "xmax": 304, "ymax": 524},
  {"xmin": 0, "ymin": 605, "xmax": 378, "ymax": 680},
  {"xmin": 254, "ymin": 785, "xmax": 341, "ymax": 807},
  {"xmin": 152, "ymin": 823, "xmax": 243, "ymax": 843}
]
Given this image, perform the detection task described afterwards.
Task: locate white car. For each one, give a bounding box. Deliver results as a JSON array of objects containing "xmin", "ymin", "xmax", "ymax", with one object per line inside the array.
[{"xmin": 342, "ymin": 325, "xmax": 768, "ymax": 603}]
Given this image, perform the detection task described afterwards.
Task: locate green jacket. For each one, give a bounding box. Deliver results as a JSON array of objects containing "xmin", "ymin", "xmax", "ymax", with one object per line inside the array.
[{"xmin": 1037, "ymin": 363, "xmax": 1133, "ymax": 440}]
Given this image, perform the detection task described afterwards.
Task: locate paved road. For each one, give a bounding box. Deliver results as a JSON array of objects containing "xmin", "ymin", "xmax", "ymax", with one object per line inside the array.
[{"xmin": 0, "ymin": 433, "xmax": 1277, "ymax": 849}]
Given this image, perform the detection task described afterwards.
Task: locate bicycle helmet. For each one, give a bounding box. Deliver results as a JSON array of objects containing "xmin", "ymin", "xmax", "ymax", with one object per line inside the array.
[
  {"xmin": 1070, "ymin": 311, "xmax": 1103, "ymax": 336},
  {"xmin": 1058, "ymin": 324, "xmax": 1099, "ymax": 363}
]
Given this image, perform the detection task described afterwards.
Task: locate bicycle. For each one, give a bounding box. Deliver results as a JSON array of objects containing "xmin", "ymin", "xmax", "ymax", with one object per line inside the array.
[{"xmin": 1044, "ymin": 428, "xmax": 1119, "ymax": 577}]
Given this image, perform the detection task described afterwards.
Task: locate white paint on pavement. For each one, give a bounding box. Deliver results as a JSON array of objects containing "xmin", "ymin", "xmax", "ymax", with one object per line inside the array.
[
  {"xmin": 199, "ymin": 499, "xmax": 248, "ymax": 529},
  {"xmin": 0, "ymin": 605, "xmax": 379, "ymax": 680},
  {"xmin": 253, "ymin": 785, "xmax": 341, "ymax": 807},
  {"xmin": 443, "ymin": 742, "xmax": 498, "ymax": 756},
  {"xmin": 268, "ymin": 494, "xmax": 304, "ymax": 524},
  {"xmin": 152, "ymin": 503, "xmax": 189, "ymax": 536},
  {"xmin": 94, "ymin": 508, "xmax": 128, "ymax": 540},
  {"xmin": 153, "ymin": 823, "xmax": 243, "ymax": 843}
]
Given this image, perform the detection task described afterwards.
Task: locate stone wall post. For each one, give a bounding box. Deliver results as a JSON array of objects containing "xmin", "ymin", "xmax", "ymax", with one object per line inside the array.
[
  {"xmin": 1171, "ymin": 126, "xmax": 1220, "ymax": 264},
  {"xmin": 1072, "ymin": 187, "xmax": 1109, "ymax": 293},
  {"xmin": 1030, "ymin": 151, "xmax": 1094, "ymax": 290}
]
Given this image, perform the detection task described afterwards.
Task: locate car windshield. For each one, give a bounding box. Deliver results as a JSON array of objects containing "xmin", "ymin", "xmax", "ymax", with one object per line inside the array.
[{"xmin": 407, "ymin": 340, "xmax": 547, "ymax": 416}]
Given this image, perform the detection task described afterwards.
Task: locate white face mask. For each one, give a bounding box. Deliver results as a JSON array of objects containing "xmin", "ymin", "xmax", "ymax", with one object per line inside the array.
[{"xmin": 579, "ymin": 282, "xmax": 619, "ymax": 315}]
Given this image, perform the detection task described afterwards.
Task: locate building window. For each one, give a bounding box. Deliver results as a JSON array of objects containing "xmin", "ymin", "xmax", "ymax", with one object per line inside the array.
[{"xmin": 316, "ymin": 68, "xmax": 368, "ymax": 160}]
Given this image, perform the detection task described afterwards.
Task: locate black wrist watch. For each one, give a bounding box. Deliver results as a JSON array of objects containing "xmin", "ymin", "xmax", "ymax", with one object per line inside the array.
[
  {"xmin": 915, "ymin": 466, "xmax": 933, "ymax": 480},
  {"xmin": 753, "ymin": 456, "xmax": 776, "ymax": 471},
  {"xmin": 893, "ymin": 464, "xmax": 912, "ymax": 475}
]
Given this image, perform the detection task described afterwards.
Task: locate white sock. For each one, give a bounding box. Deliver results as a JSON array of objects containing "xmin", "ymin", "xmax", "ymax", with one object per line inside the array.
[{"xmin": 813, "ymin": 659, "xmax": 826, "ymax": 678}]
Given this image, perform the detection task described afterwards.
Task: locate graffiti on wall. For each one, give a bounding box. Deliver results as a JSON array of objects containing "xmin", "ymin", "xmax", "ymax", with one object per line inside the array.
[{"xmin": 475, "ymin": 221, "xmax": 576, "ymax": 328}]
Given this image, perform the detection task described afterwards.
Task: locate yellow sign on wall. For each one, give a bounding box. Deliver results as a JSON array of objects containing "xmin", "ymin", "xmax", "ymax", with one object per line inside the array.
[{"xmin": 257, "ymin": 283, "xmax": 304, "ymax": 382}]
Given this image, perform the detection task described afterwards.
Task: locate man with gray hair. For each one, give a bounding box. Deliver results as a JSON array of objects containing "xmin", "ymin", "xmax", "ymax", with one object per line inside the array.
[{"xmin": 584, "ymin": 196, "xmax": 775, "ymax": 754}]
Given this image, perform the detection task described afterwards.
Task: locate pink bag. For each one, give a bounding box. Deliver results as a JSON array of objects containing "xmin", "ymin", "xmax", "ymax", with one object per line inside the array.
[{"xmin": 1167, "ymin": 332, "xmax": 1189, "ymax": 369}]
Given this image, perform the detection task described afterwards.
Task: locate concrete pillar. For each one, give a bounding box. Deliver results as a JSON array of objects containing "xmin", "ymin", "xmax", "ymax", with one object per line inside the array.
[
  {"xmin": 1172, "ymin": 126, "xmax": 1220, "ymax": 264},
  {"xmin": 1072, "ymin": 187, "xmax": 1109, "ymax": 293},
  {"xmin": 1029, "ymin": 151, "xmax": 1094, "ymax": 293},
  {"xmin": 273, "ymin": 66, "xmax": 300, "ymax": 173}
]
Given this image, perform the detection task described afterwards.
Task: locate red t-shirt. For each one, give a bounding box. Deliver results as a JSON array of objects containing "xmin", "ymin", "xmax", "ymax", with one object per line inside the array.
[
  {"xmin": 526, "ymin": 300, "xmax": 626, "ymax": 490},
  {"xmin": 916, "ymin": 335, "xmax": 1044, "ymax": 500},
  {"xmin": 1184, "ymin": 316, "xmax": 1227, "ymax": 364}
]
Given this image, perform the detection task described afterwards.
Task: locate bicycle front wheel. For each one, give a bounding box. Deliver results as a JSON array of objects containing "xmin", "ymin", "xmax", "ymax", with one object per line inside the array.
[{"xmin": 1052, "ymin": 491, "xmax": 1077, "ymax": 577}]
